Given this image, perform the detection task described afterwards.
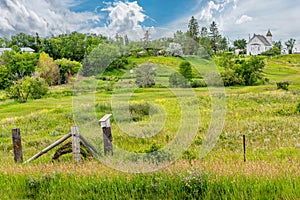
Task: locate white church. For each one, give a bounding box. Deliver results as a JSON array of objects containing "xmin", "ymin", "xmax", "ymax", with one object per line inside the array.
[{"xmin": 247, "ymin": 30, "xmax": 273, "ymax": 55}]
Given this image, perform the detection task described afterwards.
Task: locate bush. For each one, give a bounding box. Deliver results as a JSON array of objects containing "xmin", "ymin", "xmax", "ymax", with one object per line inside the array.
[
  {"xmin": 276, "ymin": 81, "xmax": 290, "ymax": 90},
  {"xmin": 190, "ymin": 79, "xmax": 207, "ymax": 88},
  {"xmin": 136, "ymin": 63, "xmax": 156, "ymax": 88},
  {"xmin": 7, "ymin": 76, "xmax": 48, "ymax": 103},
  {"xmin": 179, "ymin": 61, "xmax": 193, "ymax": 80},
  {"xmin": 169, "ymin": 72, "xmax": 188, "ymax": 88},
  {"xmin": 220, "ymin": 69, "xmax": 243, "ymax": 86}
]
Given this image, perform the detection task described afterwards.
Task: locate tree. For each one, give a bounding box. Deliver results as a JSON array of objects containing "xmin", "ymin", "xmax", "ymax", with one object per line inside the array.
[
  {"xmin": 37, "ymin": 52, "xmax": 60, "ymax": 85},
  {"xmin": 7, "ymin": 76, "xmax": 48, "ymax": 103},
  {"xmin": 179, "ymin": 61, "xmax": 193, "ymax": 80},
  {"xmin": 274, "ymin": 41, "xmax": 282, "ymax": 50},
  {"xmin": 81, "ymin": 43, "xmax": 119, "ymax": 76},
  {"xmin": 187, "ymin": 16, "xmax": 199, "ymax": 41},
  {"xmin": 233, "ymin": 39, "xmax": 247, "ymax": 50},
  {"xmin": 166, "ymin": 42, "xmax": 183, "ymax": 57},
  {"xmin": 143, "ymin": 30, "xmax": 150, "ymax": 49},
  {"xmin": 169, "ymin": 72, "xmax": 188, "ymax": 88},
  {"xmin": 285, "ymin": 38, "xmax": 296, "ymax": 54},
  {"xmin": 136, "ymin": 62, "xmax": 156, "ymax": 88},
  {"xmin": 55, "ymin": 58, "xmax": 81, "ymax": 84},
  {"xmin": 0, "ymin": 65, "xmax": 10, "ymax": 89},
  {"xmin": 237, "ymin": 56, "xmax": 265, "ymax": 86},
  {"xmin": 209, "ymin": 21, "xmax": 221, "ymax": 54}
]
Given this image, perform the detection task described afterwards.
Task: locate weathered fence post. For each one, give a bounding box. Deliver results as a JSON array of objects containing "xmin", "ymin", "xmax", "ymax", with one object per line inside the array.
[
  {"xmin": 243, "ymin": 135, "xmax": 246, "ymax": 162},
  {"xmin": 71, "ymin": 126, "xmax": 81, "ymax": 163},
  {"xmin": 99, "ymin": 114, "xmax": 113, "ymax": 155},
  {"xmin": 12, "ymin": 128, "xmax": 23, "ymax": 163}
]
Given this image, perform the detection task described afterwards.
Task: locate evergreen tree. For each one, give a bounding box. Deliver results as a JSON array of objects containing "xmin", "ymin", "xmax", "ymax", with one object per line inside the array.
[
  {"xmin": 187, "ymin": 16, "xmax": 199, "ymax": 41},
  {"xmin": 209, "ymin": 21, "xmax": 221, "ymax": 54}
]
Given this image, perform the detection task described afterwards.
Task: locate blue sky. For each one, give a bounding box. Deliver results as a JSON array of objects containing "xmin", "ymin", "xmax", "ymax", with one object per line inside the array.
[{"xmin": 0, "ymin": 0, "xmax": 299, "ymax": 44}]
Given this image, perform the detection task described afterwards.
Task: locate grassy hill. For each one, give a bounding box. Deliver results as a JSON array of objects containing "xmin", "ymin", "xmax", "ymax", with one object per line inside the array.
[{"xmin": 0, "ymin": 54, "xmax": 299, "ymax": 199}]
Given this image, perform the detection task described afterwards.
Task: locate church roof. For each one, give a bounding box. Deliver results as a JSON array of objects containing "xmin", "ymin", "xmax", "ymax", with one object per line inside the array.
[
  {"xmin": 249, "ymin": 34, "xmax": 272, "ymax": 46},
  {"xmin": 266, "ymin": 30, "xmax": 272, "ymax": 37}
]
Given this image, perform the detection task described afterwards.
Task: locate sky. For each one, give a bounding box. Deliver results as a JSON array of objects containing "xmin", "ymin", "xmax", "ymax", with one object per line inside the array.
[{"xmin": 0, "ymin": 0, "xmax": 299, "ymax": 44}]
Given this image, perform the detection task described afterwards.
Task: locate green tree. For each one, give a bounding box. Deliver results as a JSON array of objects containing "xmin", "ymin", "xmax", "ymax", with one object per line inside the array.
[
  {"xmin": 285, "ymin": 38, "xmax": 296, "ymax": 54},
  {"xmin": 169, "ymin": 72, "xmax": 188, "ymax": 88},
  {"xmin": 187, "ymin": 16, "xmax": 199, "ymax": 41},
  {"xmin": 55, "ymin": 58, "xmax": 82, "ymax": 84},
  {"xmin": 274, "ymin": 41, "xmax": 282, "ymax": 50},
  {"xmin": 233, "ymin": 39, "xmax": 247, "ymax": 50},
  {"xmin": 136, "ymin": 63, "xmax": 156, "ymax": 88},
  {"xmin": 209, "ymin": 21, "xmax": 221, "ymax": 54},
  {"xmin": 81, "ymin": 43, "xmax": 119, "ymax": 76},
  {"xmin": 179, "ymin": 61, "xmax": 193, "ymax": 80},
  {"xmin": 237, "ymin": 56, "xmax": 265, "ymax": 86},
  {"xmin": 37, "ymin": 52, "xmax": 60, "ymax": 85},
  {"xmin": 7, "ymin": 76, "xmax": 48, "ymax": 103},
  {"xmin": 0, "ymin": 65, "xmax": 11, "ymax": 89}
]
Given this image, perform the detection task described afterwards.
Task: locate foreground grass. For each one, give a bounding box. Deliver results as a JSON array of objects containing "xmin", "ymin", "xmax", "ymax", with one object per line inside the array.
[{"xmin": 1, "ymin": 168, "xmax": 299, "ymax": 199}]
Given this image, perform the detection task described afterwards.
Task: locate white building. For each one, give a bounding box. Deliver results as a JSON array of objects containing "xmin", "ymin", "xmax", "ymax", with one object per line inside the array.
[
  {"xmin": 247, "ymin": 30, "xmax": 273, "ymax": 55},
  {"xmin": 0, "ymin": 47, "xmax": 35, "ymax": 55},
  {"xmin": 292, "ymin": 44, "xmax": 300, "ymax": 54}
]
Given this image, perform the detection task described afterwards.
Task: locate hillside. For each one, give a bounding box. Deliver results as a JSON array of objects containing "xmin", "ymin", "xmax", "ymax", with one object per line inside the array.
[{"xmin": 0, "ymin": 55, "xmax": 299, "ymax": 199}]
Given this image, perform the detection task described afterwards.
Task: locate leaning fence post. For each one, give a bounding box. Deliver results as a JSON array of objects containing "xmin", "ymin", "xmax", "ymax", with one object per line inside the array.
[
  {"xmin": 12, "ymin": 128, "xmax": 23, "ymax": 163},
  {"xmin": 243, "ymin": 135, "xmax": 246, "ymax": 162},
  {"xmin": 71, "ymin": 126, "xmax": 81, "ymax": 163},
  {"xmin": 99, "ymin": 114, "xmax": 113, "ymax": 155}
]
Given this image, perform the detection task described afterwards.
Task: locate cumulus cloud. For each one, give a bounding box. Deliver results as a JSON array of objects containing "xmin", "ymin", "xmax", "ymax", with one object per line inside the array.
[
  {"xmin": 0, "ymin": 0, "xmax": 101, "ymax": 38},
  {"xmin": 100, "ymin": 1, "xmax": 149, "ymax": 40},
  {"xmin": 235, "ymin": 15, "xmax": 252, "ymax": 25}
]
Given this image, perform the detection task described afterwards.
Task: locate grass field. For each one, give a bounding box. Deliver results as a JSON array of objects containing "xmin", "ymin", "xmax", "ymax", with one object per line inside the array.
[{"xmin": 0, "ymin": 54, "xmax": 299, "ymax": 199}]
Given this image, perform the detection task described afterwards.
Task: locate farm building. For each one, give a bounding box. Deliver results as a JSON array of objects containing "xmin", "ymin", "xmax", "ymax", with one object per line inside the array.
[
  {"xmin": 247, "ymin": 30, "xmax": 273, "ymax": 55},
  {"xmin": 292, "ymin": 44, "xmax": 300, "ymax": 54},
  {"xmin": 0, "ymin": 47, "xmax": 35, "ymax": 55}
]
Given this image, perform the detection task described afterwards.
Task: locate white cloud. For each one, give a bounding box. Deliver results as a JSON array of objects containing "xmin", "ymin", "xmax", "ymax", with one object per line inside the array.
[
  {"xmin": 235, "ymin": 15, "xmax": 252, "ymax": 25},
  {"xmin": 0, "ymin": 0, "xmax": 102, "ymax": 38},
  {"xmin": 100, "ymin": 1, "xmax": 149, "ymax": 40}
]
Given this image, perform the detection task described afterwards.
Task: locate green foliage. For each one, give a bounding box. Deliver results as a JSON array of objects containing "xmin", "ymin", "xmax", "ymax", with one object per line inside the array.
[
  {"xmin": 37, "ymin": 52, "xmax": 60, "ymax": 86},
  {"xmin": 190, "ymin": 79, "xmax": 207, "ymax": 88},
  {"xmin": 220, "ymin": 69, "xmax": 243, "ymax": 86},
  {"xmin": 215, "ymin": 54, "xmax": 265, "ymax": 86},
  {"xmin": 1, "ymin": 51, "xmax": 39, "ymax": 81},
  {"xmin": 285, "ymin": 38, "xmax": 296, "ymax": 54},
  {"xmin": 0, "ymin": 65, "xmax": 11, "ymax": 89},
  {"xmin": 169, "ymin": 72, "xmax": 188, "ymax": 88},
  {"xmin": 7, "ymin": 76, "xmax": 48, "ymax": 102},
  {"xmin": 135, "ymin": 63, "xmax": 156, "ymax": 88},
  {"xmin": 55, "ymin": 58, "xmax": 81, "ymax": 84},
  {"xmin": 81, "ymin": 43, "xmax": 119, "ymax": 76},
  {"xmin": 179, "ymin": 61, "xmax": 193, "ymax": 80},
  {"xmin": 261, "ymin": 46, "xmax": 281, "ymax": 56},
  {"xmin": 233, "ymin": 39, "xmax": 247, "ymax": 50},
  {"xmin": 276, "ymin": 81, "xmax": 290, "ymax": 90}
]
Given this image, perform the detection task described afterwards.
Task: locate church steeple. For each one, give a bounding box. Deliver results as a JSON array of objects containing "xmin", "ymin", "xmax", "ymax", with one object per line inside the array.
[
  {"xmin": 266, "ymin": 29, "xmax": 272, "ymax": 37},
  {"xmin": 266, "ymin": 29, "xmax": 273, "ymax": 44}
]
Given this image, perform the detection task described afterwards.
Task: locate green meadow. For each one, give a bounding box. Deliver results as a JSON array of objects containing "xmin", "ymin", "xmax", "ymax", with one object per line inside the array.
[{"xmin": 0, "ymin": 55, "xmax": 299, "ymax": 199}]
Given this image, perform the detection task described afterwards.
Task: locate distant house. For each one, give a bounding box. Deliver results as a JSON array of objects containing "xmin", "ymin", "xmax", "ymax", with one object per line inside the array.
[
  {"xmin": 247, "ymin": 30, "xmax": 273, "ymax": 55},
  {"xmin": 0, "ymin": 47, "xmax": 35, "ymax": 55},
  {"xmin": 292, "ymin": 44, "xmax": 300, "ymax": 54}
]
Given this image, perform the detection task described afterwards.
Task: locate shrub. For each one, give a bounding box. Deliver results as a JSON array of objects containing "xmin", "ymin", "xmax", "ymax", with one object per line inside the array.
[
  {"xmin": 136, "ymin": 63, "xmax": 156, "ymax": 88},
  {"xmin": 220, "ymin": 69, "xmax": 243, "ymax": 86},
  {"xmin": 276, "ymin": 81, "xmax": 290, "ymax": 90},
  {"xmin": 7, "ymin": 76, "xmax": 48, "ymax": 103},
  {"xmin": 179, "ymin": 61, "xmax": 193, "ymax": 80},
  {"xmin": 190, "ymin": 79, "xmax": 207, "ymax": 88},
  {"xmin": 169, "ymin": 72, "xmax": 188, "ymax": 88}
]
